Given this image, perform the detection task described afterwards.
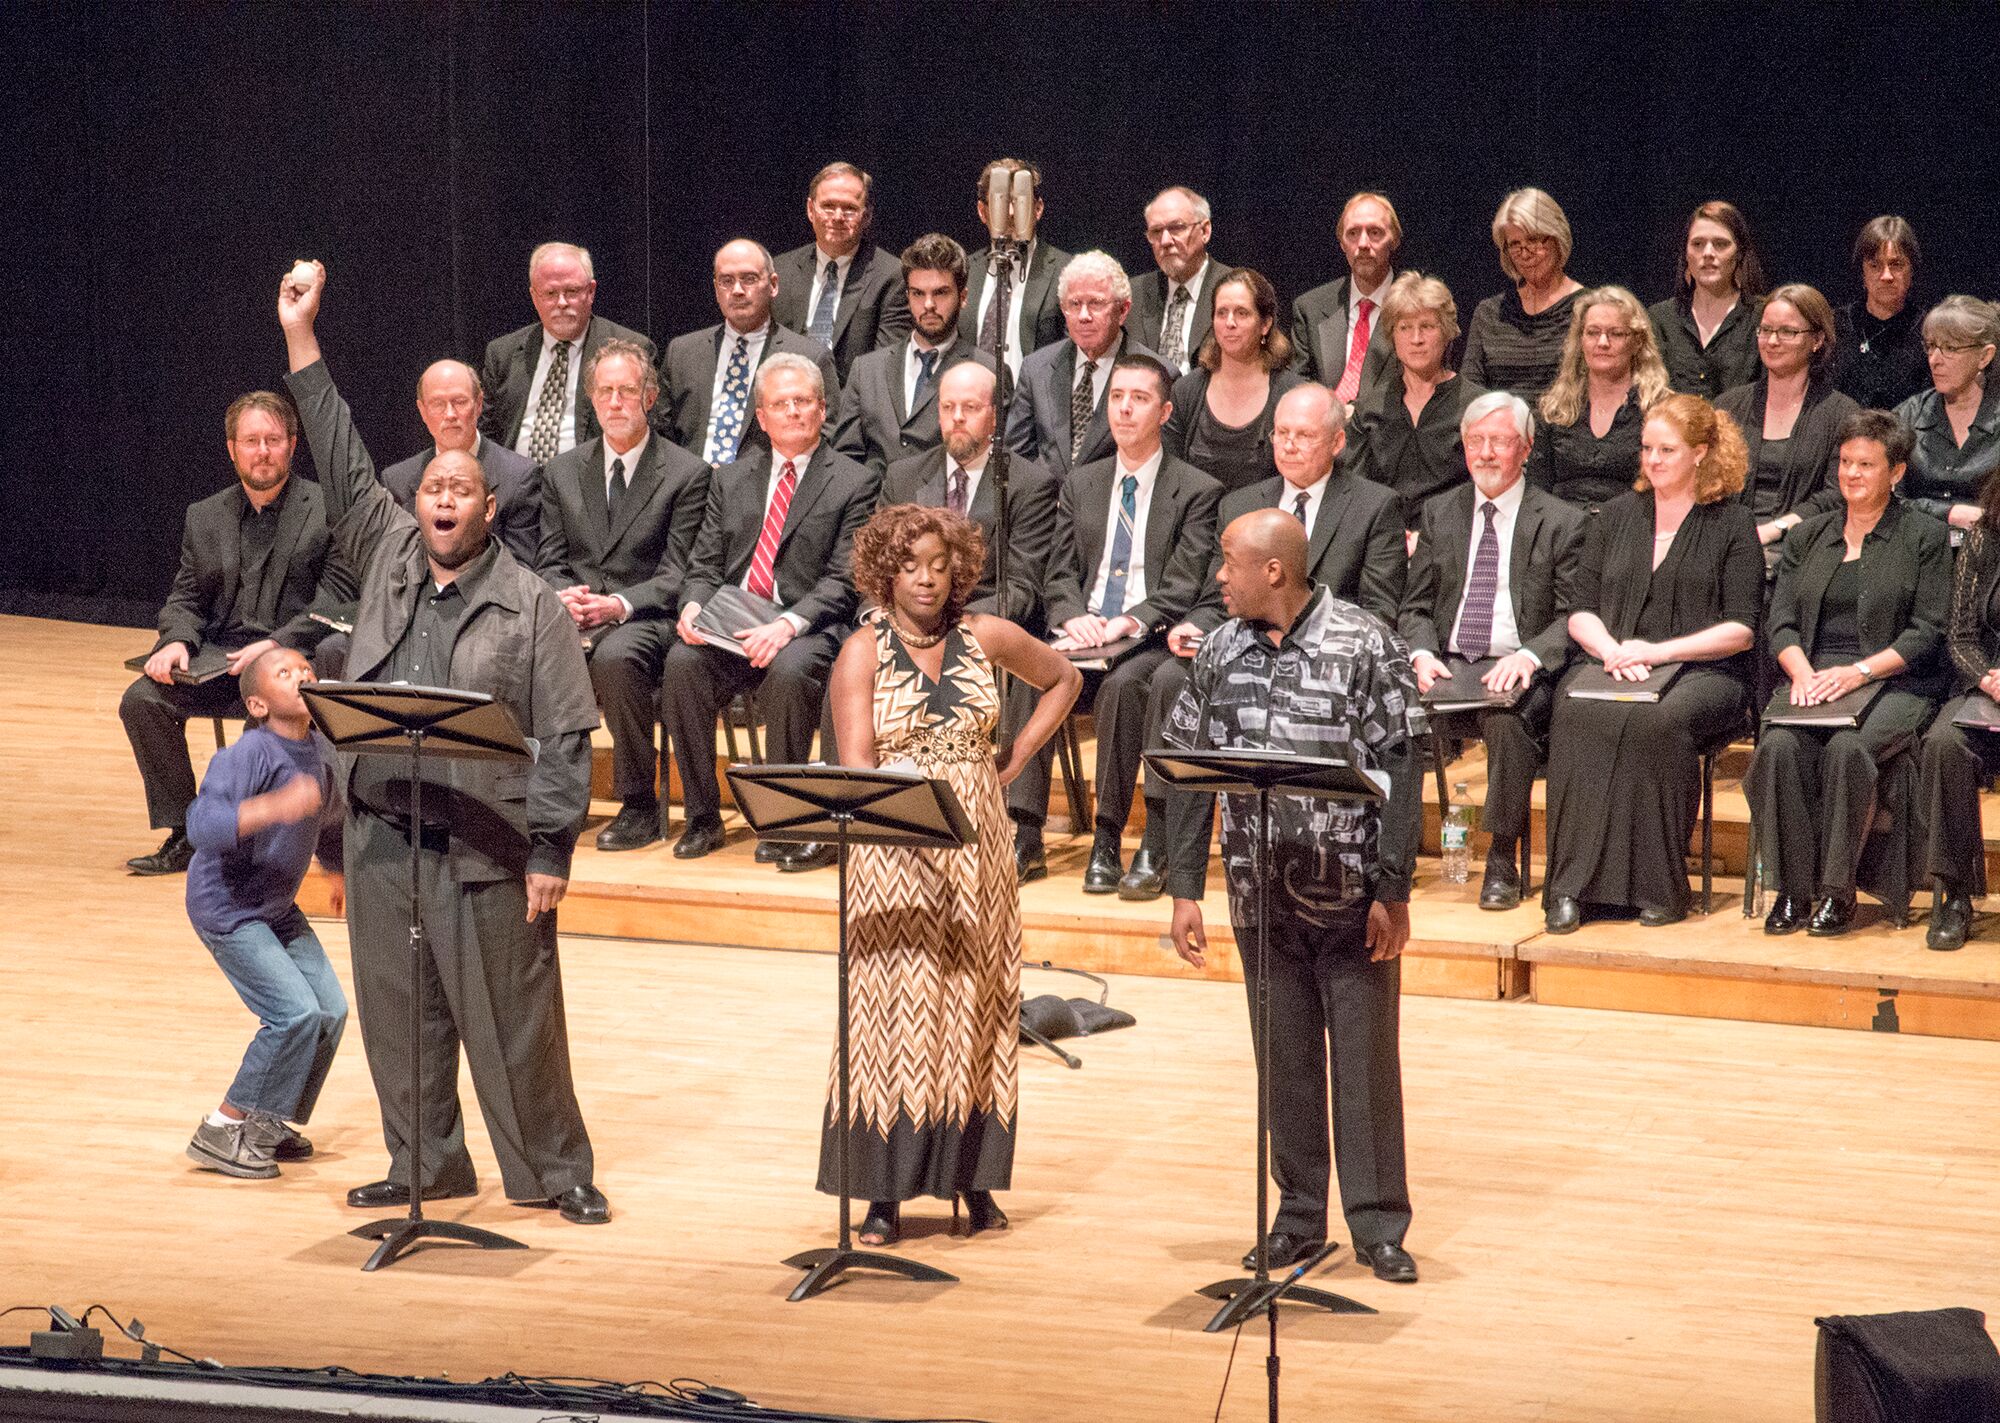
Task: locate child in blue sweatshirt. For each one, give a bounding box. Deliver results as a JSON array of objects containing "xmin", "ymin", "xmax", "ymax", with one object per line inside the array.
[{"xmin": 184, "ymin": 647, "xmax": 348, "ymax": 1179}]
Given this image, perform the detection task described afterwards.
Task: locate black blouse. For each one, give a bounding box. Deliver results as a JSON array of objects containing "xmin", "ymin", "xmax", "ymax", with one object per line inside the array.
[
  {"xmin": 1347, "ymin": 369, "xmax": 1484, "ymax": 527},
  {"xmin": 1526, "ymin": 388, "xmax": 1644, "ymax": 512},
  {"xmin": 1715, "ymin": 376, "xmax": 1862, "ymax": 527},
  {"xmin": 1764, "ymin": 501, "xmax": 1950, "ymax": 695},
  {"xmin": 1461, "ymin": 287, "xmax": 1581, "ymax": 407},
  {"xmin": 1944, "ymin": 521, "xmax": 2000, "ymax": 690},
  {"xmin": 1163, "ymin": 366, "xmax": 1305, "ymax": 494},
  {"xmin": 1648, "ymin": 295, "xmax": 1761, "ymax": 401},
  {"xmin": 1574, "ymin": 491, "xmax": 1764, "ymax": 676},
  {"xmin": 1833, "ymin": 301, "xmax": 1930, "ymax": 412},
  {"xmin": 1893, "ymin": 380, "xmax": 2000, "ymax": 522}
]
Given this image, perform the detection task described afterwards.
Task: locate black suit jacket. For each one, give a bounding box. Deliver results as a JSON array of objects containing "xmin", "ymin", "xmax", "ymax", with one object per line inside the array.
[
  {"xmin": 769, "ymin": 240, "xmax": 912, "ymax": 383},
  {"xmin": 1006, "ymin": 331, "xmax": 1159, "ymax": 477},
  {"xmin": 1289, "ymin": 273, "xmax": 1395, "ymax": 406},
  {"xmin": 380, "ymin": 437, "xmax": 543, "ymax": 567},
  {"xmin": 154, "ymin": 479, "xmax": 349, "ymax": 655},
  {"xmin": 1046, "ymin": 453, "xmax": 1221, "ymax": 632},
  {"xmin": 878, "ymin": 447, "xmax": 1060, "ymax": 627},
  {"xmin": 832, "ymin": 339, "xmax": 994, "ymax": 475},
  {"xmin": 477, "ymin": 314, "xmax": 659, "ymax": 449},
  {"xmin": 1127, "ymin": 259, "xmax": 1231, "ymax": 371},
  {"xmin": 1766, "ymin": 501, "xmax": 1951, "ymax": 697},
  {"xmin": 680, "ymin": 442, "xmax": 878, "ymax": 635},
  {"xmin": 660, "ymin": 322, "xmax": 842, "ymax": 458},
  {"xmin": 1186, "ymin": 472, "xmax": 1406, "ymax": 632},
  {"xmin": 534, "ymin": 435, "xmax": 712, "ymax": 620},
  {"xmin": 961, "ymin": 240, "xmax": 1073, "ymax": 355},
  {"xmin": 1401, "ymin": 482, "xmax": 1586, "ymax": 670}
]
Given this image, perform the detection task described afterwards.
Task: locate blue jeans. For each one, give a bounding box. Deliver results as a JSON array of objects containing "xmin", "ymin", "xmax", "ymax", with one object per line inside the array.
[{"xmin": 197, "ymin": 919, "xmax": 348, "ymax": 1121}]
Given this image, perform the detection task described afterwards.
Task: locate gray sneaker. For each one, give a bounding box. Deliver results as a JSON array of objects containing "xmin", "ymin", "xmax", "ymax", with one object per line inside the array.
[
  {"xmin": 187, "ymin": 1119, "xmax": 279, "ymax": 1179},
  {"xmin": 244, "ymin": 1111, "xmax": 313, "ymax": 1161}
]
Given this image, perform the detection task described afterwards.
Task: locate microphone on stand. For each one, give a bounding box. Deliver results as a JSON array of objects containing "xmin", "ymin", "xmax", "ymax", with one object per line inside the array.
[
  {"xmin": 1008, "ymin": 168, "xmax": 1036, "ymax": 243},
  {"xmin": 986, "ymin": 168, "xmax": 1013, "ymax": 245}
]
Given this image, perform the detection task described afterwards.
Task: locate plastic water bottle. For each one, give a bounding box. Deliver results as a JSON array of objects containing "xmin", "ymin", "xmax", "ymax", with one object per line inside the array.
[{"xmin": 1441, "ymin": 783, "xmax": 1472, "ymax": 885}]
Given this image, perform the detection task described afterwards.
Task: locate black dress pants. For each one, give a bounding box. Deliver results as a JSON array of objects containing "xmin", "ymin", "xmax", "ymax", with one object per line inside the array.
[
  {"xmin": 1478, "ymin": 678, "xmax": 1555, "ymax": 843},
  {"xmin": 118, "ymin": 673, "xmax": 246, "ymax": 830},
  {"xmin": 1919, "ymin": 695, "xmax": 2000, "ymax": 896},
  {"xmin": 1006, "ymin": 643, "xmax": 1170, "ymax": 839},
  {"xmin": 588, "ymin": 619, "xmax": 673, "ymax": 806},
  {"xmin": 662, "ymin": 632, "xmax": 840, "ymax": 826}
]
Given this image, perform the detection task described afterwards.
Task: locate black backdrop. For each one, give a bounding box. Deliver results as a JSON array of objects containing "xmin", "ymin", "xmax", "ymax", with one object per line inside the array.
[{"xmin": 5, "ymin": 0, "xmax": 1997, "ymax": 624}]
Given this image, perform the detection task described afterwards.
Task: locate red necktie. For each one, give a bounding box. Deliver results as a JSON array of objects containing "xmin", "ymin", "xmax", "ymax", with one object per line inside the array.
[
  {"xmin": 746, "ymin": 459, "xmax": 798, "ymax": 601},
  {"xmin": 1335, "ymin": 297, "xmax": 1374, "ymax": 405}
]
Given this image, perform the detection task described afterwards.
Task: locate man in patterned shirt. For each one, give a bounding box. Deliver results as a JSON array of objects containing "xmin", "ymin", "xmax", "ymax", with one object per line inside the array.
[{"xmin": 1162, "ymin": 507, "xmax": 1422, "ymax": 1285}]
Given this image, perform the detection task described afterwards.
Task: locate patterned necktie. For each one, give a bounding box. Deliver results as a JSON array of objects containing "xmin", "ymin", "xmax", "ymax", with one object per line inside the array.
[
  {"xmin": 809, "ymin": 260, "xmax": 840, "ymax": 347},
  {"xmin": 746, "ymin": 459, "xmax": 799, "ymax": 601},
  {"xmin": 913, "ymin": 348, "xmax": 939, "ymax": 410},
  {"xmin": 979, "ymin": 272, "xmax": 1004, "ymax": 352},
  {"xmin": 704, "ymin": 334, "xmax": 751, "ymax": 465},
  {"xmin": 1292, "ymin": 489, "xmax": 1310, "ymax": 526},
  {"xmin": 1099, "ymin": 474, "xmax": 1139, "ymax": 616},
  {"xmin": 606, "ymin": 456, "xmax": 626, "ymax": 523},
  {"xmin": 1070, "ymin": 358, "xmax": 1098, "ymax": 463},
  {"xmin": 1159, "ymin": 283, "xmax": 1192, "ymax": 372},
  {"xmin": 947, "ymin": 467, "xmax": 968, "ymax": 516},
  {"xmin": 1335, "ymin": 297, "xmax": 1375, "ymax": 405},
  {"xmin": 528, "ymin": 340, "xmax": 571, "ymax": 463},
  {"xmin": 1456, "ymin": 500, "xmax": 1501, "ymax": 660}
]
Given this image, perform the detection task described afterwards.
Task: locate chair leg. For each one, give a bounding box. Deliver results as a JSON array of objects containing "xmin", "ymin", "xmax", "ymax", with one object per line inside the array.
[
  {"xmin": 720, "ymin": 698, "xmax": 743, "ymax": 765},
  {"xmin": 1057, "ymin": 718, "xmax": 1091, "ymax": 832},
  {"xmin": 211, "ymin": 718, "xmax": 227, "ymax": 750},
  {"xmin": 1430, "ymin": 732, "xmax": 1451, "ymax": 831},
  {"xmin": 1700, "ymin": 751, "xmax": 1716, "ymax": 914},
  {"xmin": 1519, "ymin": 827, "xmax": 1533, "ymax": 896},
  {"xmin": 744, "ymin": 691, "xmax": 764, "ymax": 764}
]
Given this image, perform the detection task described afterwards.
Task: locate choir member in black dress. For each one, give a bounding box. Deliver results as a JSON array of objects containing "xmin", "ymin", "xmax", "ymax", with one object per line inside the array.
[
  {"xmin": 1893, "ymin": 296, "xmax": 2000, "ymax": 529},
  {"xmin": 1461, "ymin": 188, "xmax": 1585, "ymax": 408},
  {"xmin": 1717, "ymin": 284, "xmax": 1860, "ymax": 559},
  {"xmin": 1527, "ymin": 285, "xmax": 1672, "ymax": 513},
  {"xmin": 1746, "ymin": 411, "xmax": 1949, "ymax": 938},
  {"xmin": 1348, "ymin": 272, "xmax": 1484, "ymax": 530},
  {"xmin": 1917, "ymin": 468, "xmax": 2000, "ymax": 951},
  {"xmin": 1161, "ymin": 268, "xmax": 1304, "ymax": 493},
  {"xmin": 1543, "ymin": 395, "xmax": 1760, "ymax": 932},
  {"xmin": 1648, "ymin": 201, "xmax": 1765, "ymax": 399},
  {"xmin": 1833, "ymin": 216, "xmax": 1930, "ymax": 413}
]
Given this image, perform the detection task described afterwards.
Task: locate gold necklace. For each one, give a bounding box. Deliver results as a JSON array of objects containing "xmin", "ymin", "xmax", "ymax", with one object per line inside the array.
[{"xmin": 890, "ymin": 611, "xmax": 946, "ymax": 648}]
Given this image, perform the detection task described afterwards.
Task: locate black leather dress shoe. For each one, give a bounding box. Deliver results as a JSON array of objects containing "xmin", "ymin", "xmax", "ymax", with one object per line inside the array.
[
  {"xmin": 673, "ymin": 819, "xmax": 725, "ymax": 859},
  {"xmin": 346, "ymin": 1178, "xmax": 477, "ymax": 1209},
  {"xmin": 1117, "ymin": 847, "xmax": 1164, "ymax": 901},
  {"xmin": 1928, "ymin": 891, "xmax": 1973, "ymax": 951},
  {"xmin": 1764, "ymin": 895, "xmax": 1811, "ymax": 936},
  {"xmin": 1243, "ymin": 1231, "xmax": 1325, "ymax": 1272},
  {"xmin": 525, "ymin": 1183, "xmax": 609, "ymax": 1225},
  {"xmin": 1639, "ymin": 905, "xmax": 1685, "ymax": 927},
  {"xmin": 753, "ymin": 840, "xmax": 787, "ymax": 863},
  {"xmin": 1015, "ymin": 839, "xmax": 1047, "ymax": 884},
  {"xmin": 127, "ymin": 830, "xmax": 194, "ymax": 876},
  {"xmin": 1544, "ymin": 895, "xmax": 1581, "ymax": 934},
  {"xmin": 1478, "ymin": 856, "xmax": 1522, "ymax": 911},
  {"xmin": 778, "ymin": 841, "xmax": 838, "ymax": 873},
  {"xmin": 595, "ymin": 804, "xmax": 660, "ymax": 852},
  {"xmin": 1807, "ymin": 891, "xmax": 1857, "ymax": 937},
  {"xmin": 1357, "ymin": 1241, "xmax": 1419, "ymax": 1283},
  {"xmin": 1081, "ymin": 843, "xmax": 1123, "ymax": 894}
]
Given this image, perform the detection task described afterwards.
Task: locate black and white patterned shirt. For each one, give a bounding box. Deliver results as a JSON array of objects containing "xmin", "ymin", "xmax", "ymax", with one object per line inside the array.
[{"xmin": 1162, "ymin": 585, "xmax": 1423, "ymax": 925}]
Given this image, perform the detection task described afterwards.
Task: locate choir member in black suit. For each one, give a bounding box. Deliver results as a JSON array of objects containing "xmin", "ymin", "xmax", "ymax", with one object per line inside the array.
[
  {"xmin": 831, "ymin": 233, "xmax": 993, "ymax": 475},
  {"xmin": 961, "ymin": 158, "xmax": 1072, "ymax": 377},
  {"xmin": 1893, "ymin": 296, "xmax": 2000, "ymax": 528},
  {"xmin": 1528, "ymin": 286, "xmax": 1672, "ymax": 513},
  {"xmin": 479, "ymin": 242, "xmax": 658, "ymax": 460},
  {"xmin": 536, "ymin": 340, "xmax": 711, "ymax": 852},
  {"xmin": 1544, "ymin": 395, "xmax": 1761, "ymax": 932},
  {"xmin": 1833, "ymin": 216, "xmax": 1930, "ymax": 414},
  {"xmin": 1290, "ymin": 192, "xmax": 1399, "ymax": 411},
  {"xmin": 1005, "ymin": 251, "xmax": 1160, "ymax": 477},
  {"xmin": 768, "ymin": 161, "xmax": 912, "ymax": 383},
  {"xmin": 1648, "ymin": 201, "xmax": 1765, "ymax": 400},
  {"xmin": 1348, "ymin": 272, "xmax": 1484, "ymax": 530},
  {"xmin": 1161, "ymin": 268, "xmax": 1304, "ymax": 493},
  {"xmin": 663, "ymin": 355, "xmax": 878, "ymax": 862},
  {"xmin": 1126, "ymin": 186, "xmax": 1229, "ymax": 376},
  {"xmin": 1461, "ymin": 188, "xmax": 1585, "ymax": 408},
  {"xmin": 1403, "ymin": 392, "xmax": 1586, "ymax": 910},
  {"xmin": 1717, "ymin": 284, "xmax": 1860, "ymax": 556},
  {"xmin": 1748, "ymin": 410, "xmax": 1948, "ymax": 937}
]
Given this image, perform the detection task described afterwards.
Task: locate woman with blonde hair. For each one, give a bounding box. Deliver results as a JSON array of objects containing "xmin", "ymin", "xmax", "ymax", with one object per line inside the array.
[
  {"xmin": 1347, "ymin": 271, "xmax": 1485, "ymax": 527},
  {"xmin": 1527, "ymin": 285, "xmax": 1672, "ymax": 512},
  {"xmin": 1461, "ymin": 187, "xmax": 1585, "ymax": 405}
]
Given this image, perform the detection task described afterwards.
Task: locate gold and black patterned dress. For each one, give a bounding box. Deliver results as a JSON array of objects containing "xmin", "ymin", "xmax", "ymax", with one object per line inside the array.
[{"xmin": 816, "ymin": 620, "xmax": 1020, "ymax": 1201}]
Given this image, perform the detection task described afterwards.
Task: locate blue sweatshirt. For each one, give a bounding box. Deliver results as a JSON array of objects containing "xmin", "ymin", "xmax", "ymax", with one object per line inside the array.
[{"xmin": 185, "ymin": 726, "xmax": 340, "ymax": 937}]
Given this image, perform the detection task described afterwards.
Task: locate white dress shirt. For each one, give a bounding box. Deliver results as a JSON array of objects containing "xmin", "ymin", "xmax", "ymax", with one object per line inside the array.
[
  {"xmin": 1442, "ymin": 475, "xmax": 1533, "ymax": 663},
  {"xmin": 806, "ymin": 248, "xmax": 851, "ymax": 333},
  {"xmin": 513, "ymin": 327, "xmax": 587, "ymax": 457},
  {"xmin": 1085, "ymin": 446, "xmax": 1162, "ymax": 616},
  {"xmin": 1158, "ymin": 258, "xmax": 1209, "ymax": 366},
  {"xmin": 1276, "ymin": 467, "xmax": 1332, "ymax": 540},
  {"xmin": 975, "ymin": 239, "xmax": 1039, "ymax": 379},
  {"xmin": 705, "ymin": 321, "xmax": 771, "ymax": 447},
  {"xmin": 903, "ymin": 335, "xmax": 957, "ymax": 415}
]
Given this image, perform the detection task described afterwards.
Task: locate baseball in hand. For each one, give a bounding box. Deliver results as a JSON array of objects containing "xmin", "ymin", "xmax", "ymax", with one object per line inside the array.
[{"xmin": 287, "ymin": 260, "xmax": 318, "ymax": 292}]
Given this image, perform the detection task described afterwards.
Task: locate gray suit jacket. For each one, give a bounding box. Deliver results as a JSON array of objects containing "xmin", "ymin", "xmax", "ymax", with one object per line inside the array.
[
  {"xmin": 832, "ymin": 339, "xmax": 994, "ymax": 475},
  {"xmin": 381, "ymin": 437, "xmax": 543, "ymax": 567},
  {"xmin": 1046, "ymin": 452, "xmax": 1221, "ymax": 632},
  {"xmin": 878, "ymin": 446, "xmax": 1060, "ymax": 628},
  {"xmin": 534, "ymin": 435, "xmax": 711, "ymax": 620},
  {"xmin": 1127, "ymin": 259, "xmax": 1232, "ymax": 372},
  {"xmin": 477, "ymin": 314, "xmax": 659, "ymax": 449},
  {"xmin": 1005, "ymin": 331, "xmax": 1160, "ymax": 477},
  {"xmin": 1401, "ymin": 481, "xmax": 1585, "ymax": 670},
  {"xmin": 1289, "ymin": 273, "xmax": 1395, "ymax": 407},
  {"xmin": 961, "ymin": 240, "xmax": 1073, "ymax": 355},
  {"xmin": 769, "ymin": 240, "xmax": 911, "ymax": 383},
  {"xmin": 1187, "ymin": 472, "xmax": 1408, "ymax": 631},
  {"xmin": 660, "ymin": 322, "xmax": 841, "ymax": 458}
]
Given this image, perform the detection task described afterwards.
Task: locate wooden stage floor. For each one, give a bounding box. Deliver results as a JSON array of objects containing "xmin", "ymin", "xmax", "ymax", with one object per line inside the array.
[{"xmin": 8, "ymin": 612, "xmax": 2000, "ymax": 1420}]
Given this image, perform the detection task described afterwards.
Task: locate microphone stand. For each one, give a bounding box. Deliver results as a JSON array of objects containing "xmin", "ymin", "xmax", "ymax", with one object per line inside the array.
[{"xmin": 981, "ymin": 236, "xmax": 1024, "ymax": 631}]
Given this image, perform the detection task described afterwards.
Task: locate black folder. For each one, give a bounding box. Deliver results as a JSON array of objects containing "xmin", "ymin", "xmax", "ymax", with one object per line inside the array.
[
  {"xmin": 1565, "ymin": 660, "xmax": 1685, "ymax": 704},
  {"xmin": 1951, "ymin": 691, "xmax": 2000, "ymax": 731},
  {"xmin": 691, "ymin": 586, "xmax": 786, "ymax": 658},
  {"xmin": 1762, "ymin": 681, "xmax": 1888, "ymax": 729},
  {"xmin": 123, "ymin": 648, "xmax": 237, "ymax": 686},
  {"xmin": 1421, "ymin": 656, "xmax": 1527, "ymax": 713}
]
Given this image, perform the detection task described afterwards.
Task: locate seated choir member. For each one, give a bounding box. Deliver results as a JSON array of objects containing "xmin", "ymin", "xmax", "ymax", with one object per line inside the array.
[
  {"xmin": 384, "ymin": 361, "xmax": 543, "ymax": 563},
  {"xmin": 663, "ymin": 354, "xmax": 878, "ymax": 861},
  {"xmin": 1160, "ymin": 267, "xmax": 1305, "ymax": 492},
  {"xmin": 1647, "ymin": 200, "xmax": 1766, "ymax": 401},
  {"xmin": 534, "ymin": 340, "xmax": 712, "ymax": 852},
  {"xmin": 1460, "ymin": 187, "xmax": 1585, "ymax": 408},
  {"xmin": 480, "ymin": 241, "xmax": 659, "ymax": 460},
  {"xmin": 1543, "ymin": 395, "xmax": 1762, "ymax": 933},
  {"xmin": 831, "ymin": 233, "xmax": 995, "ymax": 475},
  {"xmin": 661, "ymin": 239, "xmax": 841, "ymax": 466},
  {"xmin": 1009, "ymin": 354, "xmax": 1220, "ymax": 890},
  {"xmin": 960, "ymin": 158, "xmax": 1072, "ymax": 379},
  {"xmin": 1127, "ymin": 185, "xmax": 1228, "ymax": 377},
  {"xmin": 1717, "ymin": 283, "xmax": 1861, "ymax": 560},
  {"xmin": 1833, "ymin": 215, "xmax": 1931, "ymax": 414},
  {"xmin": 1403, "ymin": 392, "xmax": 1586, "ymax": 910},
  {"xmin": 1526, "ymin": 285, "xmax": 1673, "ymax": 513},
  {"xmin": 121, "ymin": 392, "xmax": 349, "ymax": 875},
  {"xmin": 1918, "ymin": 465, "xmax": 2000, "ymax": 951},
  {"xmin": 1128, "ymin": 382, "xmax": 1403, "ymax": 901},
  {"xmin": 1747, "ymin": 411, "xmax": 1949, "ymax": 937},
  {"xmin": 1289, "ymin": 191, "xmax": 1400, "ymax": 408},
  {"xmin": 1346, "ymin": 271, "xmax": 1485, "ymax": 531},
  {"xmin": 1006, "ymin": 251, "xmax": 1162, "ymax": 478},
  {"xmin": 768, "ymin": 161, "xmax": 912, "ymax": 384},
  {"xmin": 1892, "ymin": 296, "xmax": 2000, "ymax": 527}
]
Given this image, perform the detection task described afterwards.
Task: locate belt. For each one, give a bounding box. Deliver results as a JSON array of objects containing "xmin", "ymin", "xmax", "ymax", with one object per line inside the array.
[{"xmin": 360, "ymin": 804, "xmax": 451, "ymax": 852}]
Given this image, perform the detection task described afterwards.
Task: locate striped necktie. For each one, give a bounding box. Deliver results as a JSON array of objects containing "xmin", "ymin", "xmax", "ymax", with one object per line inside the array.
[
  {"xmin": 1455, "ymin": 500, "xmax": 1501, "ymax": 660},
  {"xmin": 1098, "ymin": 474, "xmax": 1139, "ymax": 616}
]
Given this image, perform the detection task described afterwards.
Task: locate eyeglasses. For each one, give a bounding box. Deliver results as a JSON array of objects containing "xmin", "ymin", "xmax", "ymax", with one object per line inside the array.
[
  {"xmin": 1393, "ymin": 319, "xmax": 1442, "ymax": 336},
  {"xmin": 1061, "ymin": 297, "xmax": 1119, "ymax": 317},
  {"xmin": 593, "ymin": 383, "xmax": 646, "ymax": 403},
  {"xmin": 1145, "ymin": 219, "xmax": 1202, "ymax": 242},
  {"xmin": 1757, "ymin": 325, "xmax": 1812, "ymax": 344},
  {"xmin": 1926, "ymin": 341, "xmax": 1986, "ymax": 355},
  {"xmin": 760, "ymin": 396, "xmax": 823, "ymax": 414},
  {"xmin": 1465, "ymin": 435, "xmax": 1522, "ymax": 454},
  {"xmin": 535, "ymin": 284, "xmax": 591, "ymax": 304},
  {"xmin": 1583, "ymin": 327, "xmax": 1633, "ymax": 344},
  {"xmin": 1504, "ymin": 235, "xmax": 1556, "ymax": 254},
  {"xmin": 714, "ymin": 273, "xmax": 768, "ymax": 292},
  {"xmin": 811, "ymin": 200, "xmax": 864, "ymax": 220}
]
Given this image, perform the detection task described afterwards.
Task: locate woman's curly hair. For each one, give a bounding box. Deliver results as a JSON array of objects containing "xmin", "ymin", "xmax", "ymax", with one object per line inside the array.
[{"xmin": 851, "ymin": 503, "xmax": 987, "ymax": 624}]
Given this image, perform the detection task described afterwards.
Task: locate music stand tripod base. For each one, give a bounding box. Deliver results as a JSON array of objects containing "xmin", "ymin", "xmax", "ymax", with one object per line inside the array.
[
  {"xmin": 351, "ymin": 1216, "xmax": 530, "ymax": 1273},
  {"xmin": 781, "ymin": 1245, "xmax": 957, "ymax": 1302},
  {"xmin": 1197, "ymin": 1265, "xmax": 1375, "ymax": 1333}
]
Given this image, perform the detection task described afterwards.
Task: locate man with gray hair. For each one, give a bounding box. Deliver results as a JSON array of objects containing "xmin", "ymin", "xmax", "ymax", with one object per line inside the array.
[
  {"xmin": 1005, "ymin": 250, "xmax": 1159, "ymax": 476},
  {"xmin": 769, "ymin": 160, "xmax": 911, "ymax": 383},
  {"xmin": 480, "ymin": 241, "xmax": 659, "ymax": 460},
  {"xmin": 1400, "ymin": 389, "xmax": 1584, "ymax": 910},
  {"xmin": 1127, "ymin": 186, "xmax": 1230, "ymax": 375}
]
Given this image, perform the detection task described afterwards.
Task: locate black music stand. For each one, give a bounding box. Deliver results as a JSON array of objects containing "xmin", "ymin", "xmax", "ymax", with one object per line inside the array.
[
  {"xmin": 727, "ymin": 763, "xmax": 975, "ymax": 1302},
  {"xmin": 1144, "ymin": 748, "xmax": 1385, "ymax": 1337},
  {"xmin": 303, "ymin": 682, "xmax": 534, "ymax": 1273}
]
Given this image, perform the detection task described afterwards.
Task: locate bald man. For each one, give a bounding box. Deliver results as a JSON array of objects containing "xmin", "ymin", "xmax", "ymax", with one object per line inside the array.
[{"xmin": 1162, "ymin": 507, "xmax": 1422, "ymax": 1285}]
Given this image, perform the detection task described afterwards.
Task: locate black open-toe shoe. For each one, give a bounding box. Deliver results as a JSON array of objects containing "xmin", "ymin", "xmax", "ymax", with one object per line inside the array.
[
  {"xmin": 857, "ymin": 1200, "xmax": 900, "ymax": 1246},
  {"xmin": 961, "ymin": 1190, "xmax": 1009, "ymax": 1234}
]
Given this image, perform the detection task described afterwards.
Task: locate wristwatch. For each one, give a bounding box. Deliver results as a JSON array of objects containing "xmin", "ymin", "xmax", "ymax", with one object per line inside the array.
[{"xmin": 1854, "ymin": 659, "xmax": 1875, "ymax": 682}]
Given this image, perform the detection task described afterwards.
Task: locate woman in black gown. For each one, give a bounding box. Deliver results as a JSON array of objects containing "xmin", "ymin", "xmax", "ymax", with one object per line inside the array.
[
  {"xmin": 1347, "ymin": 271, "xmax": 1484, "ymax": 529},
  {"xmin": 1161, "ymin": 267, "xmax": 1303, "ymax": 493},
  {"xmin": 1544, "ymin": 394, "xmax": 1761, "ymax": 931},
  {"xmin": 1528, "ymin": 285, "xmax": 1672, "ymax": 513}
]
